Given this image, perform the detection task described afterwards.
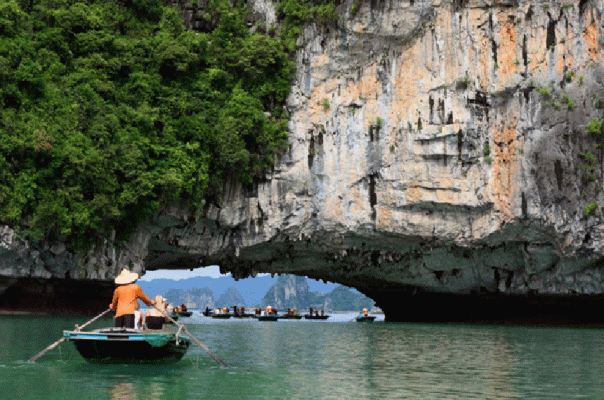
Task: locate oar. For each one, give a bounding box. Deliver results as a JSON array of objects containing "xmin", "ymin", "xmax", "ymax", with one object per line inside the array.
[
  {"xmin": 154, "ymin": 305, "xmax": 228, "ymax": 368},
  {"xmin": 28, "ymin": 308, "xmax": 112, "ymax": 363}
]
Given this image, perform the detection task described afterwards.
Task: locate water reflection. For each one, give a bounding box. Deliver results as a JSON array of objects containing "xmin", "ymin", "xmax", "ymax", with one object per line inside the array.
[
  {"xmin": 108, "ymin": 381, "xmax": 165, "ymax": 400},
  {"xmin": 185, "ymin": 320, "xmax": 524, "ymax": 399},
  {"xmin": 360, "ymin": 325, "xmax": 520, "ymax": 399},
  {"xmin": 4, "ymin": 315, "xmax": 604, "ymax": 399},
  {"xmin": 231, "ymin": 322, "xmax": 524, "ymax": 399},
  {"xmin": 109, "ymin": 382, "xmax": 136, "ymax": 400},
  {"xmin": 147, "ymin": 383, "xmax": 164, "ymax": 400}
]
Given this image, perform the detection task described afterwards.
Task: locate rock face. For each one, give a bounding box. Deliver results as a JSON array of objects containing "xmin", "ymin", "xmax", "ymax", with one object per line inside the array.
[
  {"xmin": 216, "ymin": 287, "xmax": 246, "ymax": 308},
  {"xmin": 165, "ymin": 287, "xmax": 215, "ymax": 309},
  {"xmin": 262, "ymin": 274, "xmax": 375, "ymax": 311},
  {"xmin": 3, "ymin": 0, "xmax": 604, "ymax": 322},
  {"xmin": 323, "ymin": 285, "xmax": 375, "ymax": 312},
  {"xmin": 262, "ymin": 275, "xmax": 313, "ymax": 309}
]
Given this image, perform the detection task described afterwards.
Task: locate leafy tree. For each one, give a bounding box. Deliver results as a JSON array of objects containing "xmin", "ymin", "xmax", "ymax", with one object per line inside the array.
[
  {"xmin": 0, "ymin": 0, "xmax": 297, "ymax": 250},
  {"xmin": 277, "ymin": 0, "xmax": 339, "ymax": 51}
]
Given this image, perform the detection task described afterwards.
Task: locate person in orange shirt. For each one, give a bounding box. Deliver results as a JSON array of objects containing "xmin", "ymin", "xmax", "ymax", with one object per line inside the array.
[{"xmin": 109, "ymin": 268, "xmax": 156, "ymax": 328}]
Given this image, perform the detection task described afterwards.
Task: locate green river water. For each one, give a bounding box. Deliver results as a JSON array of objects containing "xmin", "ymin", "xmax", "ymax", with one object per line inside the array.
[{"xmin": 1, "ymin": 313, "xmax": 604, "ymax": 399}]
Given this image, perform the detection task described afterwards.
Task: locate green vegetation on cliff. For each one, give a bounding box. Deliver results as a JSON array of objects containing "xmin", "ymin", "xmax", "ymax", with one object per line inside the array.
[
  {"xmin": 0, "ymin": 0, "xmax": 297, "ymax": 249},
  {"xmin": 324, "ymin": 285, "xmax": 374, "ymax": 311},
  {"xmin": 276, "ymin": 0, "xmax": 338, "ymax": 51}
]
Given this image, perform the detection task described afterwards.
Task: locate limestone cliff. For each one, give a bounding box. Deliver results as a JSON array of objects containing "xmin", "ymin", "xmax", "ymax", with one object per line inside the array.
[
  {"xmin": 216, "ymin": 287, "xmax": 246, "ymax": 308},
  {"xmin": 262, "ymin": 275, "xmax": 312, "ymax": 309},
  {"xmin": 3, "ymin": 0, "xmax": 604, "ymax": 322}
]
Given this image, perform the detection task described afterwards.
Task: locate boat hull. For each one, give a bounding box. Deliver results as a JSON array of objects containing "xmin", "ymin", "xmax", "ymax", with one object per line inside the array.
[
  {"xmin": 356, "ymin": 316, "xmax": 376, "ymax": 322},
  {"xmin": 257, "ymin": 315, "xmax": 279, "ymax": 321},
  {"xmin": 303, "ymin": 315, "xmax": 329, "ymax": 320},
  {"xmin": 278, "ymin": 315, "xmax": 303, "ymax": 320},
  {"xmin": 211, "ymin": 314, "xmax": 232, "ymax": 319},
  {"xmin": 64, "ymin": 328, "xmax": 190, "ymax": 364},
  {"xmin": 174, "ymin": 311, "xmax": 192, "ymax": 317}
]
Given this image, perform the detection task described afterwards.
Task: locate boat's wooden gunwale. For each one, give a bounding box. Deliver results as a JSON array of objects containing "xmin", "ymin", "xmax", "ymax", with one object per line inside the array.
[{"xmin": 64, "ymin": 327, "xmax": 190, "ymax": 364}]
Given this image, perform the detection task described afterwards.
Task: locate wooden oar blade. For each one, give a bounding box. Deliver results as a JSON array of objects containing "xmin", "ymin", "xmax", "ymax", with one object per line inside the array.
[
  {"xmin": 154, "ymin": 305, "xmax": 228, "ymax": 368},
  {"xmin": 27, "ymin": 308, "xmax": 112, "ymax": 363},
  {"xmin": 28, "ymin": 337, "xmax": 66, "ymax": 363}
]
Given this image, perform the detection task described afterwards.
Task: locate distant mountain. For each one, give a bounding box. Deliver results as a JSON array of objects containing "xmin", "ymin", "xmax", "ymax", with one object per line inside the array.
[
  {"xmin": 138, "ymin": 273, "xmax": 372, "ymax": 311},
  {"xmin": 262, "ymin": 275, "xmax": 375, "ymax": 312},
  {"xmin": 216, "ymin": 287, "xmax": 245, "ymax": 308},
  {"xmin": 138, "ymin": 275, "xmax": 278, "ymax": 307},
  {"xmin": 164, "ymin": 287, "xmax": 214, "ymax": 309},
  {"xmin": 262, "ymin": 275, "xmax": 311, "ymax": 309},
  {"xmin": 323, "ymin": 286, "xmax": 374, "ymax": 311}
]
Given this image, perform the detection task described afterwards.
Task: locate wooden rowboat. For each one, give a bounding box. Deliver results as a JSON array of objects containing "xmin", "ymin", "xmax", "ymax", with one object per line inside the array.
[
  {"xmin": 63, "ymin": 327, "xmax": 190, "ymax": 364},
  {"xmin": 174, "ymin": 311, "xmax": 193, "ymax": 317},
  {"xmin": 211, "ymin": 313, "xmax": 232, "ymax": 319},
  {"xmin": 303, "ymin": 315, "xmax": 329, "ymax": 320},
  {"xmin": 257, "ymin": 314, "xmax": 279, "ymax": 321},
  {"xmin": 232, "ymin": 313, "xmax": 254, "ymax": 318},
  {"xmin": 278, "ymin": 314, "xmax": 303, "ymax": 320}
]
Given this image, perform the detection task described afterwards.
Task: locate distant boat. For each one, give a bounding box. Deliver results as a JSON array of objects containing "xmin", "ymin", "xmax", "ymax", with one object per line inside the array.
[
  {"xmin": 211, "ymin": 313, "xmax": 232, "ymax": 319},
  {"xmin": 63, "ymin": 328, "xmax": 190, "ymax": 364},
  {"xmin": 355, "ymin": 315, "xmax": 376, "ymax": 322},
  {"xmin": 303, "ymin": 314, "xmax": 329, "ymax": 320},
  {"xmin": 257, "ymin": 314, "xmax": 279, "ymax": 321},
  {"xmin": 231, "ymin": 306, "xmax": 253, "ymax": 318},
  {"xmin": 279, "ymin": 314, "xmax": 303, "ymax": 320},
  {"xmin": 166, "ymin": 313, "xmax": 179, "ymax": 323},
  {"xmin": 173, "ymin": 311, "xmax": 192, "ymax": 318},
  {"xmin": 232, "ymin": 313, "xmax": 254, "ymax": 318},
  {"xmin": 303, "ymin": 308, "xmax": 329, "ymax": 320}
]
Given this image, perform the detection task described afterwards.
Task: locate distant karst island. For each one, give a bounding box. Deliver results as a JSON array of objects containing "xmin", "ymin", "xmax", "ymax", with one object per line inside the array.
[{"xmin": 138, "ymin": 274, "xmax": 375, "ymax": 312}]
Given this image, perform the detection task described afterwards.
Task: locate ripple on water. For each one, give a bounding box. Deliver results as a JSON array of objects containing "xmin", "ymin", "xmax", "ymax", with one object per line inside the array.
[{"xmin": 3, "ymin": 315, "xmax": 604, "ymax": 399}]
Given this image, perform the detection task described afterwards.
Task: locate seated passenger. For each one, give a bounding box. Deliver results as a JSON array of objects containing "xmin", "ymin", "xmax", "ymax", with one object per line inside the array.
[
  {"xmin": 145, "ymin": 295, "xmax": 167, "ymax": 330},
  {"xmin": 134, "ymin": 303, "xmax": 143, "ymax": 330}
]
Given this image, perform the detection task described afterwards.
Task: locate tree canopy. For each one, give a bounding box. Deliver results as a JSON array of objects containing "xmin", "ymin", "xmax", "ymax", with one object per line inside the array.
[{"xmin": 0, "ymin": 0, "xmax": 298, "ymax": 249}]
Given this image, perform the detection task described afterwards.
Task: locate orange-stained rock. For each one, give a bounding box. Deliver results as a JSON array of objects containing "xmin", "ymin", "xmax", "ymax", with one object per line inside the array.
[{"xmin": 6, "ymin": 0, "xmax": 604, "ymax": 316}]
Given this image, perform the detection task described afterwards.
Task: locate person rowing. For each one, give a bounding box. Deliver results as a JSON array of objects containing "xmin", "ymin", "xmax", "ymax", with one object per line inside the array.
[{"xmin": 109, "ymin": 268, "xmax": 156, "ymax": 328}]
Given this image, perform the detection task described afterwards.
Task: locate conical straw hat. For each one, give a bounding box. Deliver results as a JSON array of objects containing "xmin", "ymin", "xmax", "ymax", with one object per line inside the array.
[{"xmin": 114, "ymin": 268, "xmax": 139, "ymax": 285}]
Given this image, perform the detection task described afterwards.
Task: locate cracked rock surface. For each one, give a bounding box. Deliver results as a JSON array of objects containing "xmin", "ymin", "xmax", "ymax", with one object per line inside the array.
[{"xmin": 3, "ymin": 0, "xmax": 604, "ymax": 321}]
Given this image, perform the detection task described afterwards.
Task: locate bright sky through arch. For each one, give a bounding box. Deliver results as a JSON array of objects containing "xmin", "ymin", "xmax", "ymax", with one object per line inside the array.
[{"xmin": 140, "ymin": 265, "xmax": 230, "ymax": 281}]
